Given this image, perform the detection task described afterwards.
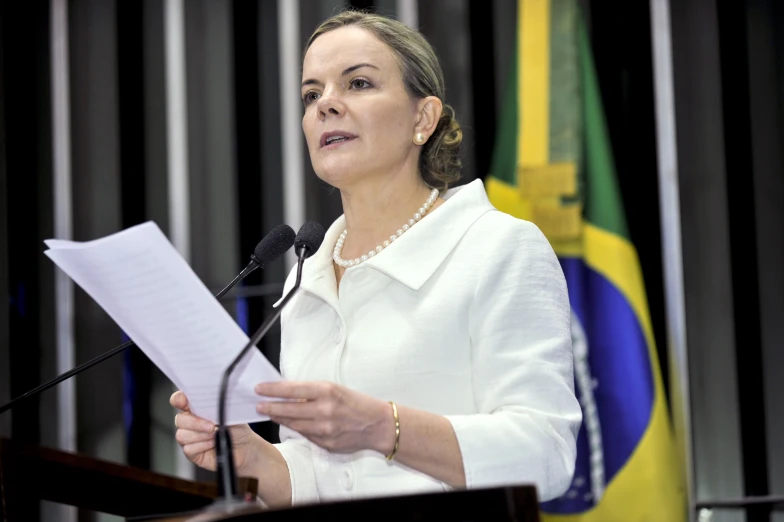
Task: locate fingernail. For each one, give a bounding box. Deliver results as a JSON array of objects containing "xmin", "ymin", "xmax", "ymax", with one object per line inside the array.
[
  {"xmin": 256, "ymin": 403, "xmax": 268, "ymax": 414},
  {"xmin": 254, "ymin": 384, "xmax": 265, "ymax": 394},
  {"xmin": 204, "ymin": 422, "xmax": 215, "ymax": 432}
]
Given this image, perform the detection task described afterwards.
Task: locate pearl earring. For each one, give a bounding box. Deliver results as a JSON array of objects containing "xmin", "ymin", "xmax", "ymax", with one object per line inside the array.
[{"xmin": 415, "ymin": 133, "xmax": 425, "ymax": 144}]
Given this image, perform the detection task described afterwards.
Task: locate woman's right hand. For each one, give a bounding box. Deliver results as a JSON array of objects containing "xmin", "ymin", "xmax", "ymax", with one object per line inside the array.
[{"xmin": 170, "ymin": 390, "xmax": 259, "ymax": 473}]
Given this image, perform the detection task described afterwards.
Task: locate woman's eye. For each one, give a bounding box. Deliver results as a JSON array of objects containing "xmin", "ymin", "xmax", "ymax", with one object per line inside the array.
[
  {"xmin": 302, "ymin": 92, "xmax": 320, "ymax": 105},
  {"xmin": 350, "ymin": 79, "xmax": 371, "ymax": 89}
]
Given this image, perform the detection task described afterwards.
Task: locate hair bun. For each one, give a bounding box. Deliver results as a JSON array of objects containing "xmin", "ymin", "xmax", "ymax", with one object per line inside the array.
[{"xmin": 420, "ymin": 104, "xmax": 463, "ymax": 192}]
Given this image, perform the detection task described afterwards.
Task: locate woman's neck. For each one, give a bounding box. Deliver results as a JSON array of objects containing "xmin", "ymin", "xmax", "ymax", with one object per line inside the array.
[{"xmin": 338, "ymin": 177, "xmax": 437, "ymax": 261}]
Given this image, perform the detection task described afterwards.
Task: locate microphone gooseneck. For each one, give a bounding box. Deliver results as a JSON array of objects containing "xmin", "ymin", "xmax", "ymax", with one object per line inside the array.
[
  {"xmin": 214, "ymin": 221, "xmax": 325, "ymax": 505},
  {"xmin": 0, "ymin": 224, "xmax": 296, "ymax": 416}
]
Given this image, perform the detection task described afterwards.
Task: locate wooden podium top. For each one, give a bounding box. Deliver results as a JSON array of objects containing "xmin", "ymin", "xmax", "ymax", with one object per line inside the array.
[{"xmin": 0, "ymin": 438, "xmax": 254, "ymax": 521}]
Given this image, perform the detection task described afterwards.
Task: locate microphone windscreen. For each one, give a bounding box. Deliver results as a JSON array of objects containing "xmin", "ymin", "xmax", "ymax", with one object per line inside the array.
[
  {"xmin": 294, "ymin": 221, "xmax": 326, "ymax": 258},
  {"xmin": 255, "ymin": 224, "xmax": 296, "ymax": 266}
]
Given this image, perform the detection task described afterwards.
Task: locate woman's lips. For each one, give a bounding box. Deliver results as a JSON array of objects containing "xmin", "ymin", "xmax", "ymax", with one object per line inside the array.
[
  {"xmin": 320, "ymin": 131, "xmax": 358, "ymax": 148},
  {"xmin": 322, "ymin": 136, "xmax": 356, "ymax": 149}
]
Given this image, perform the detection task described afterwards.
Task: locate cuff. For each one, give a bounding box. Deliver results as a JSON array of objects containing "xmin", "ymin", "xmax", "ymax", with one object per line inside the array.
[{"xmin": 273, "ymin": 440, "xmax": 320, "ymax": 505}]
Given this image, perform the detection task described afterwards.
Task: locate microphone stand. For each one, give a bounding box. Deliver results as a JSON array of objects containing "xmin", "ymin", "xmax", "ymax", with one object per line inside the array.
[
  {"xmin": 0, "ymin": 258, "xmax": 261, "ymax": 416},
  {"xmin": 210, "ymin": 247, "xmax": 308, "ymax": 510}
]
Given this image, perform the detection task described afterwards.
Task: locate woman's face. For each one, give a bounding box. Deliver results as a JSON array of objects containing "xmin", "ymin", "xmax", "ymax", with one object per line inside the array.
[{"xmin": 301, "ymin": 26, "xmax": 420, "ymax": 189}]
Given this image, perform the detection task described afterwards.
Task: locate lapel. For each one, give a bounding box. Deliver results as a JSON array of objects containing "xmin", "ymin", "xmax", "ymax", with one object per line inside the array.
[
  {"xmin": 363, "ymin": 179, "xmax": 495, "ymax": 290},
  {"xmin": 297, "ymin": 178, "xmax": 496, "ymax": 302},
  {"xmin": 295, "ymin": 216, "xmax": 346, "ymax": 310}
]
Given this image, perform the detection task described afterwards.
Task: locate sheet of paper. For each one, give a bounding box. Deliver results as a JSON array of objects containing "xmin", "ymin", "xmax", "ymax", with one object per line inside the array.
[{"xmin": 44, "ymin": 221, "xmax": 281, "ymax": 425}]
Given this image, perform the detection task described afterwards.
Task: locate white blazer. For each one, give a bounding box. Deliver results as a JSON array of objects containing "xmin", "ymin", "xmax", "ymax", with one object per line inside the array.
[{"xmin": 273, "ymin": 179, "xmax": 581, "ymax": 505}]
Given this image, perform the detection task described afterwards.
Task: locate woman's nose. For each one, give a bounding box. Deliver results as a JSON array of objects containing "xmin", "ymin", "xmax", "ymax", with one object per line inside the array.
[{"xmin": 317, "ymin": 90, "xmax": 345, "ymax": 119}]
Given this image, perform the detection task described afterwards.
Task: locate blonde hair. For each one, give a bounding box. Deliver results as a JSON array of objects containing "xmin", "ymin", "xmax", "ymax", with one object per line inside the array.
[{"xmin": 306, "ymin": 10, "xmax": 462, "ymax": 192}]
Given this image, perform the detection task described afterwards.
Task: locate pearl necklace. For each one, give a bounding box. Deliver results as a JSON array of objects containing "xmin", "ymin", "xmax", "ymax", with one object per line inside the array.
[{"xmin": 333, "ymin": 188, "xmax": 439, "ymax": 268}]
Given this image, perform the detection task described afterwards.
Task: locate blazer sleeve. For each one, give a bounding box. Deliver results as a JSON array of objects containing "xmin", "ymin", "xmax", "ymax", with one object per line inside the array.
[{"xmin": 444, "ymin": 218, "xmax": 582, "ymax": 501}]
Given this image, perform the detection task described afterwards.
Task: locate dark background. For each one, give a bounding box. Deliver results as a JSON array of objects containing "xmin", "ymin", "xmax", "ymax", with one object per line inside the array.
[{"xmin": 1, "ymin": 1, "xmax": 783, "ymax": 521}]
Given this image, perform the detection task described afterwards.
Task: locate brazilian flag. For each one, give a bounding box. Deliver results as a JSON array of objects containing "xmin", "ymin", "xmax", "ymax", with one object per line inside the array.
[{"xmin": 486, "ymin": 0, "xmax": 686, "ymax": 519}]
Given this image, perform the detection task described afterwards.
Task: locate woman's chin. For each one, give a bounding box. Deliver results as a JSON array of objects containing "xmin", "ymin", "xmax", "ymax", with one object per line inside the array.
[{"xmin": 313, "ymin": 162, "xmax": 362, "ymax": 187}]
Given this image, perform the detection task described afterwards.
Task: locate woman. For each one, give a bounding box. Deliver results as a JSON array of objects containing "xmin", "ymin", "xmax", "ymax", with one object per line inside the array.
[{"xmin": 171, "ymin": 10, "xmax": 581, "ymax": 508}]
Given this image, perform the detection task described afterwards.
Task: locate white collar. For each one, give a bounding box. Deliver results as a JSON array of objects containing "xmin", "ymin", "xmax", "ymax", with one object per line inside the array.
[{"xmin": 297, "ymin": 179, "xmax": 495, "ymax": 304}]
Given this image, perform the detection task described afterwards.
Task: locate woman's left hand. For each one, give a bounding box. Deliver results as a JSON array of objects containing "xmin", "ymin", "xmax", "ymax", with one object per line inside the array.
[{"xmin": 255, "ymin": 381, "xmax": 395, "ymax": 455}]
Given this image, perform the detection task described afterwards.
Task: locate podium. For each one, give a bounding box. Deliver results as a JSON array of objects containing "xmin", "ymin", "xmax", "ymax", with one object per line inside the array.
[
  {"xmin": 0, "ymin": 437, "xmax": 541, "ymax": 521},
  {"xmin": 0, "ymin": 438, "xmax": 256, "ymax": 521}
]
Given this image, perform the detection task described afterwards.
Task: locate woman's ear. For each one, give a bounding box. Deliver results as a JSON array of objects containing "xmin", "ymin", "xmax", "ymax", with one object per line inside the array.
[{"xmin": 413, "ymin": 96, "xmax": 443, "ymax": 143}]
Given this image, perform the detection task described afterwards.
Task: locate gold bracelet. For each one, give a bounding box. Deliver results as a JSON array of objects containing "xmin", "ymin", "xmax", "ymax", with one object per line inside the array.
[{"xmin": 385, "ymin": 401, "xmax": 400, "ymax": 461}]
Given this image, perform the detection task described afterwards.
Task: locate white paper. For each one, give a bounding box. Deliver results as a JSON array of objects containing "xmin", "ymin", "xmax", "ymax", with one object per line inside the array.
[{"xmin": 44, "ymin": 221, "xmax": 281, "ymax": 425}]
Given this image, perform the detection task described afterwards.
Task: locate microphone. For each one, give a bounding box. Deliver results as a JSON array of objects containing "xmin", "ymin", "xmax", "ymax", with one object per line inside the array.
[
  {"xmin": 213, "ymin": 221, "xmax": 325, "ymax": 508},
  {"xmin": 215, "ymin": 224, "xmax": 297, "ymax": 300},
  {"xmin": 0, "ymin": 224, "xmax": 296, "ymax": 416}
]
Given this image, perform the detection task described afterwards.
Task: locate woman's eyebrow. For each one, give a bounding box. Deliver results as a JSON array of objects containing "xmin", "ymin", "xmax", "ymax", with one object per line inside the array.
[{"xmin": 301, "ymin": 63, "xmax": 379, "ymax": 88}]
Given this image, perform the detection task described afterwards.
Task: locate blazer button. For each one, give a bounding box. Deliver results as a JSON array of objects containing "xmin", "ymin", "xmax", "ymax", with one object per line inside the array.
[{"xmin": 341, "ymin": 469, "xmax": 353, "ymax": 490}]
